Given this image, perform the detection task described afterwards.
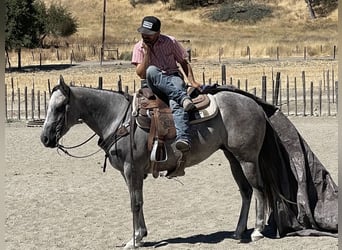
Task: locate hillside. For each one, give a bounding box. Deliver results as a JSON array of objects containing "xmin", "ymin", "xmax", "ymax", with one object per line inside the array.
[{"xmin": 40, "ymin": 0, "xmax": 337, "ymax": 59}]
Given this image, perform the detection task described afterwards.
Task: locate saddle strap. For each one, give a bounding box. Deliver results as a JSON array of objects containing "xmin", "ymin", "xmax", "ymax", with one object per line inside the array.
[{"xmin": 147, "ymin": 107, "xmax": 160, "ymax": 152}]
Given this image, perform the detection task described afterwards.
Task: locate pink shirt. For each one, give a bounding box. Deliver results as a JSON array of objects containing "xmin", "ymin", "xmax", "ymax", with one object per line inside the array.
[{"xmin": 131, "ymin": 34, "xmax": 188, "ymax": 75}]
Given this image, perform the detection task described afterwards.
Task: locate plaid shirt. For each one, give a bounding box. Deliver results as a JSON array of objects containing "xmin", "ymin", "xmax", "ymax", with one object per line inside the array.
[{"xmin": 131, "ymin": 34, "xmax": 188, "ymax": 75}]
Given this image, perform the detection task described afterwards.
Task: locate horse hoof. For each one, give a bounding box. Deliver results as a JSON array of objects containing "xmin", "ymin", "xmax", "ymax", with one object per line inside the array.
[
  {"xmin": 251, "ymin": 230, "xmax": 264, "ymax": 242},
  {"xmin": 124, "ymin": 239, "xmax": 143, "ymax": 249}
]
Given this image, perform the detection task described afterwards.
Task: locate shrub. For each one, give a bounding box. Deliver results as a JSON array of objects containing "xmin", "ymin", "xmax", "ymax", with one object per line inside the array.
[{"xmin": 208, "ymin": 1, "xmax": 273, "ymax": 24}]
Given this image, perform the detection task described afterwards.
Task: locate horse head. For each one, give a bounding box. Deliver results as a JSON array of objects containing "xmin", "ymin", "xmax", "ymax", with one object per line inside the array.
[{"xmin": 41, "ymin": 75, "xmax": 77, "ymax": 148}]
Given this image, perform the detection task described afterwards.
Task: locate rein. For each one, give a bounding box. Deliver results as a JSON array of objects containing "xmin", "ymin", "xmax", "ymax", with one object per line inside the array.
[{"xmin": 56, "ymin": 132, "xmax": 101, "ymax": 158}]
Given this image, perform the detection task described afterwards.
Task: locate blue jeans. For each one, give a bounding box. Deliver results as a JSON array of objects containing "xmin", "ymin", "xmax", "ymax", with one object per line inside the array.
[{"xmin": 146, "ymin": 65, "xmax": 191, "ymax": 142}]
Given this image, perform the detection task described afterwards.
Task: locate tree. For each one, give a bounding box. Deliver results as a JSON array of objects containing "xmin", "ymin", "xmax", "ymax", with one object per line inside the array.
[
  {"xmin": 5, "ymin": 0, "xmax": 40, "ymax": 69},
  {"xmin": 35, "ymin": 1, "xmax": 78, "ymax": 47},
  {"xmin": 5, "ymin": 0, "xmax": 78, "ymax": 69}
]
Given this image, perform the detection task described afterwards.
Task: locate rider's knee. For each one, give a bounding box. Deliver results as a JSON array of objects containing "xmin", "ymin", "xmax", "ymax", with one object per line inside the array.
[{"xmin": 146, "ymin": 65, "xmax": 159, "ymax": 80}]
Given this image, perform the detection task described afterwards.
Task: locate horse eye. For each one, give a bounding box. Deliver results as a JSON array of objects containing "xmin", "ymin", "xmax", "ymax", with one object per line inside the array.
[{"xmin": 55, "ymin": 105, "xmax": 65, "ymax": 113}]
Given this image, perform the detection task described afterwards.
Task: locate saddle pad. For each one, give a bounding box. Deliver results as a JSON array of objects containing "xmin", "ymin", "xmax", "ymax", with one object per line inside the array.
[{"xmin": 189, "ymin": 94, "xmax": 218, "ymax": 124}]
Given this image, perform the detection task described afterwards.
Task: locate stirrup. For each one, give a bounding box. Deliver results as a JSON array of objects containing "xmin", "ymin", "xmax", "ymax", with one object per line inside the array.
[{"xmin": 150, "ymin": 140, "xmax": 168, "ymax": 162}]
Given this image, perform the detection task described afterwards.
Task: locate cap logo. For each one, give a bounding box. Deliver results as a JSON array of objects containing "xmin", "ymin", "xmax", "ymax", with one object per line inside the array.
[{"xmin": 142, "ymin": 21, "xmax": 153, "ymax": 29}]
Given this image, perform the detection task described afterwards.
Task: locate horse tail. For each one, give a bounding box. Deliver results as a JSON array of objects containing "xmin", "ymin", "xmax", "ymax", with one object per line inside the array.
[{"xmin": 258, "ymin": 118, "xmax": 298, "ymax": 236}]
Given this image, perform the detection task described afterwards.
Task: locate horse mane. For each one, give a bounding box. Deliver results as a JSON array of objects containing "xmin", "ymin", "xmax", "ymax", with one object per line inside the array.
[{"xmin": 52, "ymin": 84, "xmax": 133, "ymax": 102}]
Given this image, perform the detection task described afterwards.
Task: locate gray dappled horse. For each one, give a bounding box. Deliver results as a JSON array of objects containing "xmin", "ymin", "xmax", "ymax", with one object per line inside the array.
[{"xmin": 41, "ymin": 76, "xmax": 275, "ymax": 248}]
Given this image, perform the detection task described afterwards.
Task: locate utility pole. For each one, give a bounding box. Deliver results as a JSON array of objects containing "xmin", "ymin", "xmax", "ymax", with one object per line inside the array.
[{"xmin": 100, "ymin": 0, "xmax": 107, "ymax": 65}]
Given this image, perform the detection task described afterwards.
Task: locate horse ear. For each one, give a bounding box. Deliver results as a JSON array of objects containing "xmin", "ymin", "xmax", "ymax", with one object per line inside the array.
[{"xmin": 59, "ymin": 75, "xmax": 70, "ymax": 97}]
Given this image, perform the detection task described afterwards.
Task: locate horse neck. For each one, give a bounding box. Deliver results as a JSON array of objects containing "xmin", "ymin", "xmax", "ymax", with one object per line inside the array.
[{"xmin": 72, "ymin": 87, "xmax": 130, "ymax": 139}]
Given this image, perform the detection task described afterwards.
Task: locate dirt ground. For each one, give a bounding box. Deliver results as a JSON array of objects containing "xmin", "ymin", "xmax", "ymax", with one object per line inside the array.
[{"xmin": 5, "ymin": 116, "xmax": 338, "ymax": 249}]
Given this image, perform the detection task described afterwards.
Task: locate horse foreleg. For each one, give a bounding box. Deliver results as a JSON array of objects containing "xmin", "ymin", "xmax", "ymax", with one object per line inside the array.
[{"xmin": 123, "ymin": 168, "xmax": 147, "ymax": 249}]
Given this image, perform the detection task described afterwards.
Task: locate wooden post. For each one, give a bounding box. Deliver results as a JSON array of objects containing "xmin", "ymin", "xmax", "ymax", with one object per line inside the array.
[
  {"xmin": 245, "ymin": 79, "xmax": 248, "ymax": 92},
  {"xmin": 304, "ymin": 47, "xmax": 307, "ymax": 60},
  {"xmin": 310, "ymin": 81, "xmax": 313, "ymax": 116},
  {"xmin": 125, "ymin": 86, "xmax": 129, "ymax": 94},
  {"xmin": 31, "ymin": 88, "xmax": 35, "ymax": 120},
  {"xmin": 118, "ymin": 75, "xmax": 122, "ymax": 92},
  {"xmin": 262, "ymin": 75, "xmax": 267, "ymax": 102},
  {"xmin": 25, "ymin": 86, "xmax": 28, "ymax": 120},
  {"xmin": 275, "ymin": 72, "xmax": 281, "ymax": 106},
  {"xmin": 286, "ymin": 76, "xmax": 289, "ymax": 116},
  {"xmin": 247, "ymin": 46, "xmax": 251, "ymax": 61},
  {"xmin": 237, "ymin": 79, "xmax": 240, "ymax": 89},
  {"xmin": 48, "ymin": 79, "xmax": 52, "ymax": 97},
  {"xmin": 332, "ymin": 68, "xmax": 334, "ymax": 103},
  {"xmin": 18, "ymin": 88, "xmax": 21, "ymax": 120},
  {"xmin": 333, "ymin": 45, "xmax": 336, "ymax": 60},
  {"xmin": 44, "ymin": 91, "xmax": 47, "ymax": 119},
  {"xmin": 319, "ymin": 81, "xmax": 322, "ymax": 116},
  {"xmin": 327, "ymin": 70, "xmax": 330, "ymax": 116},
  {"xmin": 294, "ymin": 77, "xmax": 298, "ymax": 116},
  {"xmin": 5, "ymin": 84, "xmax": 7, "ymax": 120},
  {"xmin": 202, "ymin": 71, "xmax": 205, "ymax": 85},
  {"xmin": 221, "ymin": 64, "xmax": 226, "ymax": 85},
  {"xmin": 302, "ymin": 71, "xmax": 306, "ymax": 116},
  {"xmin": 11, "ymin": 84, "xmax": 14, "ymax": 120},
  {"xmin": 276, "ymin": 46, "xmax": 279, "ymax": 61},
  {"xmin": 38, "ymin": 90, "xmax": 41, "ymax": 120},
  {"xmin": 335, "ymin": 81, "xmax": 338, "ymax": 113},
  {"xmin": 98, "ymin": 76, "xmax": 103, "ymax": 89}
]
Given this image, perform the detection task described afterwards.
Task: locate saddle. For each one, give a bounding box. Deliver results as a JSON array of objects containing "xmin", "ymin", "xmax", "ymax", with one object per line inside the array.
[{"xmin": 132, "ymin": 87, "xmax": 218, "ymax": 177}]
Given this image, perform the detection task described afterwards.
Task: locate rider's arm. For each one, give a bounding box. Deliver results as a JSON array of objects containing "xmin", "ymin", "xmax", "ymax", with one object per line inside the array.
[
  {"xmin": 132, "ymin": 42, "xmax": 150, "ymax": 79},
  {"xmin": 179, "ymin": 59, "xmax": 202, "ymax": 90}
]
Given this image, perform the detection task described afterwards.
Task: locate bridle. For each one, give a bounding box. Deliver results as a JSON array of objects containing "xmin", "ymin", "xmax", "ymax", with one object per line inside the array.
[
  {"xmin": 52, "ymin": 85, "xmax": 101, "ymax": 159},
  {"xmin": 53, "ymin": 86, "xmax": 133, "ymax": 167}
]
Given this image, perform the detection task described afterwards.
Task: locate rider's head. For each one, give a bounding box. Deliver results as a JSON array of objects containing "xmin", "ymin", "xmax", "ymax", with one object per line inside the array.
[{"xmin": 137, "ymin": 16, "xmax": 161, "ymax": 47}]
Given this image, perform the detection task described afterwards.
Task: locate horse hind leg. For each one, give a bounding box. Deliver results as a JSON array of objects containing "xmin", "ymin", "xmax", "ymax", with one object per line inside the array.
[
  {"xmin": 239, "ymin": 160, "xmax": 266, "ymax": 241},
  {"xmin": 224, "ymin": 151, "xmax": 253, "ymax": 240}
]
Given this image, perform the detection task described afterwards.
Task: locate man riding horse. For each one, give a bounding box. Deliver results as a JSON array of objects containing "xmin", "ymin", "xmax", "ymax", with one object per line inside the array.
[{"xmin": 131, "ymin": 16, "xmax": 202, "ymax": 152}]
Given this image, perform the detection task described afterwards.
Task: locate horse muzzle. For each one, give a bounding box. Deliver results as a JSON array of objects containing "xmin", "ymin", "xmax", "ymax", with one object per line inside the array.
[{"xmin": 40, "ymin": 132, "xmax": 58, "ymax": 148}]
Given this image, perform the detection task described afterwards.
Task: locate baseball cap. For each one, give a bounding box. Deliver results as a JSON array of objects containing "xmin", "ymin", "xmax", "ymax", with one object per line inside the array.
[{"xmin": 137, "ymin": 16, "xmax": 161, "ymax": 35}]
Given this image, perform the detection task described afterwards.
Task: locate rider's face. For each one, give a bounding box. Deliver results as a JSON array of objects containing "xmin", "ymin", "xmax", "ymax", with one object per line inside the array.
[{"xmin": 142, "ymin": 32, "xmax": 159, "ymax": 47}]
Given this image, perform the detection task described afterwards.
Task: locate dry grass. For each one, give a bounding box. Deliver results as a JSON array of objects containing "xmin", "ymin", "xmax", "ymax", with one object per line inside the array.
[{"xmin": 5, "ymin": 0, "xmax": 338, "ymax": 92}]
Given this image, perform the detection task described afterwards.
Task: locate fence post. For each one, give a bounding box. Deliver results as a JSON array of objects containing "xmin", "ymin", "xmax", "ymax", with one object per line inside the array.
[
  {"xmin": 11, "ymin": 84, "xmax": 14, "ymax": 120},
  {"xmin": 294, "ymin": 77, "xmax": 298, "ymax": 116},
  {"xmin": 275, "ymin": 72, "xmax": 281, "ymax": 106},
  {"xmin": 245, "ymin": 79, "xmax": 248, "ymax": 92},
  {"xmin": 25, "ymin": 86, "xmax": 28, "ymax": 120},
  {"xmin": 202, "ymin": 71, "xmax": 206, "ymax": 85},
  {"xmin": 310, "ymin": 81, "xmax": 313, "ymax": 116},
  {"xmin": 221, "ymin": 64, "xmax": 226, "ymax": 85},
  {"xmin": 319, "ymin": 81, "xmax": 322, "ymax": 116},
  {"xmin": 38, "ymin": 90, "xmax": 41, "ymax": 120},
  {"xmin": 98, "ymin": 76, "xmax": 103, "ymax": 89},
  {"xmin": 31, "ymin": 88, "xmax": 35, "ymax": 120},
  {"xmin": 118, "ymin": 75, "xmax": 122, "ymax": 92},
  {"xmin": 18, "ymin": 88, "xmax": 21, "ymax": 120},
  {"xmin": 5, "ymin": 84, "xmax": 7, "ymax": 120},
  {"xmin": 335, "ymin": 81, "xmax": 338, "ymax": 113},
  {"xmin": 304, "ymin": 47, "xmax": 307, "ymax": 60},
  {"xmin": 327, "ymin": 70, "xmax": 330, "ymax": 116},
  {"xmin": 302, "ymin": 71, "xmax": 306, "ymax": 116},
  {"xmin": 261, "ymin": 75, "xmax": 267, "ymax": 101},
  {"xmin": 276, "ymin": 46, "xmax": 279, "ymax": 61},
  {"xmin": 286, "ymin": 76, "xmax": 289, "ymax": 116},
  {"xmin": 44, "ymin": 91, "xmax": 47, "ymax": 119},
  {"xmin": 247, "ymin": 46, "xmax": 251, "ymax": 61},
  {"xmin": 48, "ymin": 79, "xmax": 52, "ymax": 97}
]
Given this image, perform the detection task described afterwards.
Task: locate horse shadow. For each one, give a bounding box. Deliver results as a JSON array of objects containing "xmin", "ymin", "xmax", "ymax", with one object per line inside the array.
[{"xmin": 144, "ymin": 226, "xmax": 278, "ymax": 248}]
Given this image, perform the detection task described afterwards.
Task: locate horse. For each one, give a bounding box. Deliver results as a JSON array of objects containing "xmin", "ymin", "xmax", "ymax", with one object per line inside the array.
[{"xmin": 41, "ymin": 75, "xmax": 275, "ymax": 248}]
